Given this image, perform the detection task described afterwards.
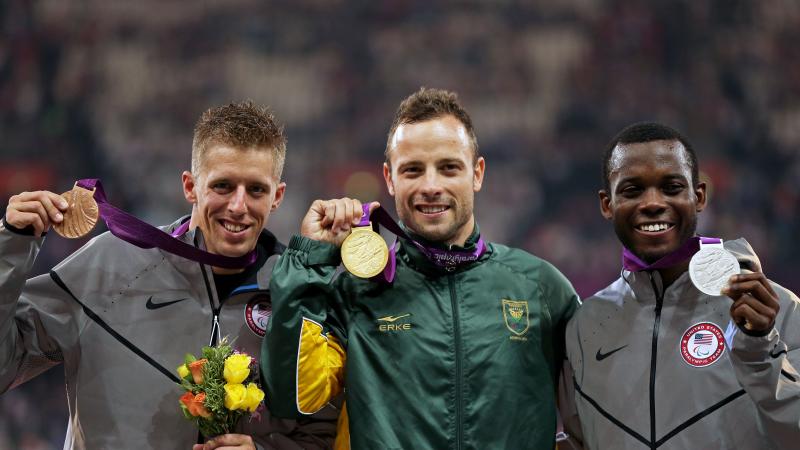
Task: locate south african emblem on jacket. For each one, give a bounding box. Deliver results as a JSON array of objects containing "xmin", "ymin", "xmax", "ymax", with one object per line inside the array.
[{"xmin": 502, "ymin": 299, "xmax": 530, "ymax": 340}]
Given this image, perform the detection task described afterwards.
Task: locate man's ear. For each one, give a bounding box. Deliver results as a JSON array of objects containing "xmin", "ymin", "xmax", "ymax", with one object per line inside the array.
[
  {"xmin": 182, "ymin": 171, "xmax": 197, "ymax": 204},
  {"xmin": 472, "ymin": 157, "xmax": 485, "ymax": 192},
  {"xmin": 694, "ymin": 181, "xmax": 707, "ymax": 213},
  {"xmin": 271, "ymin": 182, "xmax": 286, "ymax": 211},
  {"xmin": 383, "ymin": 163, "xmax": 395, "ymax": 196},
  {"xmin": 599, "ymin": 190, "xmax": 613, "ymax": 220}
]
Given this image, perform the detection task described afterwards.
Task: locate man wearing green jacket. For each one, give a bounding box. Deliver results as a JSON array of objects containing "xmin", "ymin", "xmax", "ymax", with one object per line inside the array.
[{"xmin": 261, "ymin": 88, "xmax": 579, "ymax": 449}]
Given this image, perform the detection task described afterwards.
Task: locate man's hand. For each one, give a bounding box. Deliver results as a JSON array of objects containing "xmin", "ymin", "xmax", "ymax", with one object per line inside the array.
[
  {"xmin": 5, "ymin": 191, "xmax": 69, "ymax": 237},
  {"xmin": 300, "ymin": 198, "xmax": 380, "ymax": 247},
  {"xmin": 192, "ymin": 433, "xmax": 255, "ymax": 450},
  {"xmin": 722, "ymin": 272, "xmax": 780, "ymax": 334}
]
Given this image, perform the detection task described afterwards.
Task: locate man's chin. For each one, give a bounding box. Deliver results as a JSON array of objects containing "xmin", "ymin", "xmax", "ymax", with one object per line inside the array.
[
  {"xmin": 214, "ymin": 241, "xmax": 256, "ymax": 258},
  {"xmin": 619, "ymin": 231, "xmax": 676, "ymax": 263},
  {"xmin": 632, "ymin": 244, "xmax": 679, "ymax": 264},
  {"xmin": 406, "ymin": 223, "xmax": 447, "ymax": 243},
  {"xmin": 417, "ymin": 226, "xmax": 462, "ymax": 245}
]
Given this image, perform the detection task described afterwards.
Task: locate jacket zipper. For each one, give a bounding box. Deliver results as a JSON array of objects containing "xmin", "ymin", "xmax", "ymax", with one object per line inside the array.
[
  {"xmin": 199, "ymin": 262, "xmax": 221, "ymax": 346},
  {"xmin": 647, "ymin": 273, "xmax": 664, "ymax": 450},
  {"xmin": 210, "ymin": 313, "xmax": 221, "ymax": 346},
  {"xmin": 448, "ymin": 273, "xmax": 463, "ymax": 450},
  {"xmin": 197, "ymin": 261, "xmax": 221, "ymax": 445}
]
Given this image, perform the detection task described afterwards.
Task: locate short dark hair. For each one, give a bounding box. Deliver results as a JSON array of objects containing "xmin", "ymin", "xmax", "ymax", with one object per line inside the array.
[
  {"xmin": 192, "ymin": 100, "xmax": 287, "ymax": 179},
  {"xmin": 602, "ymin": 121, "xmax": 698, "ymax": 191},
  {"xmin": 385, "ymin": 87, "xmax": 478, "ymax": 164}
]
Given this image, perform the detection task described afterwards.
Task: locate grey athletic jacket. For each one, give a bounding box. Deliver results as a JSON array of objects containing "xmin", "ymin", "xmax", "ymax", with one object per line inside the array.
[
  {"xmin": 0, "ymin": 217, "xmax": 336, "ymax": 450},
  {"xmin": 564, "ymin": 239, "xmax": 800, "ymax": 449}
]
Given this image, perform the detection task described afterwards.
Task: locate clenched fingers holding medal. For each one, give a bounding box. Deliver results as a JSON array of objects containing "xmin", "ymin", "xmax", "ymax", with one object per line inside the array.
[
  {"xmin": 4, "ymin": 188, "xmax": 77, "ymax": 238},
  {"xmin": 301, "ymin": 198, "xmax": 388, "ymax": 278},
  {"xmin": 721, "ymin": 271, "xmax": 780, "ymax": 334}
]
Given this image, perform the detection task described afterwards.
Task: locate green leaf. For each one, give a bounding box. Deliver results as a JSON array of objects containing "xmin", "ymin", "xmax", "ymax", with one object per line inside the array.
[{"xmin": 179, "ymin": 402, "xmax": 192, "ymax": 420}]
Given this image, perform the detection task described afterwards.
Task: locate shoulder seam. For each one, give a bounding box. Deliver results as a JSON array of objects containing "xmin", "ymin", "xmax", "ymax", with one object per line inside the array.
[{"xmin": 484, "ymin": 256, "xmax": 543, "ymax": 284}]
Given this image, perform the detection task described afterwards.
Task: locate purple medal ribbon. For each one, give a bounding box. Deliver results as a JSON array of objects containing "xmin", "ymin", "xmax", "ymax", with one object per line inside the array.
[
  {"xmin": 76, "ymin": 179, "xmax": 257, "ymax": 269},
  {"xmin": 622, "ymin": 236, "xmax": 721, "ymax": 272},
  {"xmin": 357, "ymin": 204, "xmax": 487, "ymax": 282}
]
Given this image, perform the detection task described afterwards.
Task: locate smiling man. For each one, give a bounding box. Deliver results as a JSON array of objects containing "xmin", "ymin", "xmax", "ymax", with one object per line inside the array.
[
  {"xmin": 0, "ymin": 102, "xmax": 336, "ymax": 450},
  {"xmin": 563, "ymin": 122, "xmax": 800, "ymax": 449},
  {"xmin": 261, "ymin": 88, "xmax": 579, "ymax": 449}
]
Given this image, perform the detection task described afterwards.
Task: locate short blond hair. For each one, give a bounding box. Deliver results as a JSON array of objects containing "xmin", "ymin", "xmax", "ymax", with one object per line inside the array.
[{"xmin": 192, "ymin": 101, "xmax": 287, "ymax": 179}]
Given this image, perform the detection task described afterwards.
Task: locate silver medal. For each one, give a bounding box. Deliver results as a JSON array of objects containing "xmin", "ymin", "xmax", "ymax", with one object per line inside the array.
[{"xmin": 689, "ymin": 245, "xmax": 740, "ymax": 296}]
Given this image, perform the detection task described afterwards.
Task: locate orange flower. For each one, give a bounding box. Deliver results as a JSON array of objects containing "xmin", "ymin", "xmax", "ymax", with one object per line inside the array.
[
  {"xmin": 180, "ymin": 391, "xmax": 212, "ymax": 418},
  {"xmin": 180, "ymin": 392, "xmax": 194, "ymax": 412},
  {"xmin": 188, "ymin": 359, "xmax": 207, "ymax": 384}
]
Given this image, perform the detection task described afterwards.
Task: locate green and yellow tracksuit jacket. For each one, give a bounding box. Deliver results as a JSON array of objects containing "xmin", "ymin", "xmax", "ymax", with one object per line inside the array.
[{"xmin": 261, "ymin": 228, "xmax": 579, "ymax": 450}]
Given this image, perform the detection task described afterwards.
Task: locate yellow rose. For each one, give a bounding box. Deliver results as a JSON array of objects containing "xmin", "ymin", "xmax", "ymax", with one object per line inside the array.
[
  {"xmin": 223, "ymin": 354, "xmax": 251, "ymax": 384},
  {"xmin": 177, "ymin": 364, "xmax": 190, "ymax": 379},
  {"xmin": 242, "ymin": 383, "xmax": 265, "ymax": 412},
  {"xmin": 224, "ymin": 383, "xmax": 247, "ymax": 411}
]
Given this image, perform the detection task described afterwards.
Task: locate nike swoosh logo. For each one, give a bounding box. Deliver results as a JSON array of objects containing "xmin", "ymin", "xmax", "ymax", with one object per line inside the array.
[
  {"xmin": 377, "ymin": 313, "xmax": 411, "ymax": 323},
  {"xmin": 595, "ymin": 345, "xmax": 628, "ymax": 361},
  {"xmin": 770, "ymin": 348, "xmax": 788, "ymax": 359},
  {"xmin": 145, "ymin": 296, "xmax": 189, "ymax": 310}
]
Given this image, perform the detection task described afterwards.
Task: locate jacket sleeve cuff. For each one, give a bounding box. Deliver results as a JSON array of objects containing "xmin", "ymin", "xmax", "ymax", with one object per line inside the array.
[
  {"xmin": 1, "ymin": 216, "xmax": 37, "ymax": 236},
  {"xmin": 288, "ymin": 235, "xmax": 341, "ymax": 266},
  {"xmin": 731, "ymin": 327, "xmax": 778, "ymax": 362}
]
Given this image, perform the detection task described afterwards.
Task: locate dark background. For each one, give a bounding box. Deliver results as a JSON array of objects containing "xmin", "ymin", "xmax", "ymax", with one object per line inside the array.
[{"xmin": 1, "ymin": 1, "xmax": 798, "ymax": 448}]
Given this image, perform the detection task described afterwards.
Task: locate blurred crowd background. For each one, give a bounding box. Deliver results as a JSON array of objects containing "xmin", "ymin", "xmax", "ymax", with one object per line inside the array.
[{"xmin": 1, "ymin": 0, "xmax": 799, "ymax": 448}]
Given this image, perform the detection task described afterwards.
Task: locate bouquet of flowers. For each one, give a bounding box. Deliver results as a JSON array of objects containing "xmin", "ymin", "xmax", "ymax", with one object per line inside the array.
[{"xmin": 176, "ymin": 338, "xmax": 265, "ymax": 438}]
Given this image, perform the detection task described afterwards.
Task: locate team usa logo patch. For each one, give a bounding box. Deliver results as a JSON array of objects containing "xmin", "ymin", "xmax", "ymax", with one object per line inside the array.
[
  {"xmin": 502, "ymin": 299, "xmax": 530, "ymax": 338},
  {"xmin": 245, "ymin": 296, "xmax": 272, "ymax": 337},
  {"xmin": 680, "ymin": 322, "xmax": 726, "ymax": 367}
]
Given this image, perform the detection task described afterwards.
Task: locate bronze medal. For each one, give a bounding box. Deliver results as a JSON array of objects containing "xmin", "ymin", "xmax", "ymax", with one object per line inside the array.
[
  {"xmin": 53, "ymin": 185, "xmax": 99, "ymax": 239},
  {"xmin": 341, "ymin": 225, "xmax": 389, "ymax": 278}
]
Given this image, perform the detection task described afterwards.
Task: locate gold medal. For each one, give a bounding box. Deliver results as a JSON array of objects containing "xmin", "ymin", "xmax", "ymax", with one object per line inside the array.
[
  {"xmin": 341, "ymin": 225, "xmax": 389, "ymax": 278},
  {"xmin": 53, "ymin": 184, "xmax": 99, "ymax": 239}
]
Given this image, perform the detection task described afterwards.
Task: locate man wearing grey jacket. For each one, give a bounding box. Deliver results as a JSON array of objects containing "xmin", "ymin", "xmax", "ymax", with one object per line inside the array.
[
  {"xmin": 564, "ymin": 122, "xmax": 800, "ymax": 449},
  {"xmin": 0, "ymin": 102, "xmax": 336, "ymax": 449}
]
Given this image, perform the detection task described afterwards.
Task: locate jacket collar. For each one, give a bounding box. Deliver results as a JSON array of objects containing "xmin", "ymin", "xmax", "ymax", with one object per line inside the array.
[{"xmin": 621, "ymin": 267, "xmax": 695, "ymax": 303}]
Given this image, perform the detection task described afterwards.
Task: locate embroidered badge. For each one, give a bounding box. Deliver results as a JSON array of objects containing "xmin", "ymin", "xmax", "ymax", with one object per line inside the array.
[
  {"xmin": 502, "ymin": 299, "xmax": 530, "ymax": 338},
  {"xmin": 680, "ymin": 322, "xmax": 726, "ymax": 367},
  {"xmin": 245, "ymin": 296, "xmax": 272, "ymax": 337}
]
